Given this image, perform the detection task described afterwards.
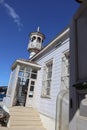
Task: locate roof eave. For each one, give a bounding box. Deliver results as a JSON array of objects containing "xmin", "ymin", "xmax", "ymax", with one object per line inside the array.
[
  {"xmin": 30, "ymin": 28, "xmax": 70, "ymax": 60},
  {"xmin": 11, "ymin": 59, "xmax": 41, "ymax": 70}
]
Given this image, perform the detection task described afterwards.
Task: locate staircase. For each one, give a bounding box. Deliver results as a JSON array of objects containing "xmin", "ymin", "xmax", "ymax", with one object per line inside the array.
[{"xmin": 7, "ymin": 106, "xmax": 46, "ymax": 130}]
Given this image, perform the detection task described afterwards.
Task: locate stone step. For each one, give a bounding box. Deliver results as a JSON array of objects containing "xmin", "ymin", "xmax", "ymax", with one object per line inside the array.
[
  {"xmin": 9, "ymin": 107, "xmax": 37, "ymax": 112},
  {"xmin": 10, "ymin": 120, "xmax": 42, "ymax": 125},
  {"xmin": 10, "ymin": 116, "xmax": 40, "ymax": 121},
  {"xmin": 9, "ymin": 106, "xmax": 33, "ymax": 109},
  {"xmin": 10, "ymin": 121, "xmax": 42, "ymax": 126},
  {"xmin": 0, "ymin": 126, "xmax": 46, "ymax": 130},
  {"xmin": 8, "ymin": 107, "xmax": 46, "ymax": 130},
  {"xmin": 10, "ymin": 112, "xmax": 39, "ymax": 116}
]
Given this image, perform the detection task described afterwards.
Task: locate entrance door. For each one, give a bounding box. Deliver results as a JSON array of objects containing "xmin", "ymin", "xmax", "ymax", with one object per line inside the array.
[
  {"xmin": 13, "ymin": 66, "xmax": 37, "ymax": 107},
  {"xmin": 13, "ymin": 78, "xmax": 29, "ymax": 106},
  {"xmin": 26, "ymin": 79, "xmax": 36, "ymax": 107}
]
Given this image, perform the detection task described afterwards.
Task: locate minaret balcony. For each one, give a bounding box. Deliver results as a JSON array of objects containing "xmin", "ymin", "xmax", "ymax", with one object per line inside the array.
[{"xmin": 28, "ymin": 41, "xmax": 41, "ymax": 51}]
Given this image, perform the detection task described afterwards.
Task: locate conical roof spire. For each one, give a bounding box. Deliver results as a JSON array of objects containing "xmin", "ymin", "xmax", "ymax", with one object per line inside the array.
[{"xmin": 37, "ymin": 26, "xmax": 40, "ymax": 32}]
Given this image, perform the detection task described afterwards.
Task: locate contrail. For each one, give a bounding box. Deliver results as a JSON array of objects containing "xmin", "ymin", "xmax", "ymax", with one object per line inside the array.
[{"xmin": 0, "ymin": 0, "xmax": 23, "ymax": 31}]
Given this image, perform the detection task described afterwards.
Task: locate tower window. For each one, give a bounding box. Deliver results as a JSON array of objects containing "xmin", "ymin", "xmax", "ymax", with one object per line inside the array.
[
  {"xmin": 37, "ymin": 37, "xmax": 41, "ymax": 43},
  {"xmin": 31, "ymin": 36, "xmax": 36, "ymax": 42}
]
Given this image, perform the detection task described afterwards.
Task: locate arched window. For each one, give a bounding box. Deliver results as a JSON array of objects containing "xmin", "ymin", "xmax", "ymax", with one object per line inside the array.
[
  {"xmin": 37, "ymin": 37, "xmax": 41, "ymax": 43},
  {"xmin": 31, "ymin": 36, "xmax": 36, "ymax": 42}
]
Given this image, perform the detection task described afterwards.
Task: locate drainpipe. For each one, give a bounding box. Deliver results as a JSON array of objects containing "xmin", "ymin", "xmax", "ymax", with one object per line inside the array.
[
  {"xmin": 77, "ymin": 94, "xmax": 87, "ymax": 130},
  {"xmin": 55, "ymin": 89, "xmax": 69, "ymax": 130}
]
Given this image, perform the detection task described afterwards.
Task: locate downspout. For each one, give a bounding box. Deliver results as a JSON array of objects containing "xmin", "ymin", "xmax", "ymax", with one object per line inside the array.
[{"xmin": 55, "ymin": 89, "xmax": 69, "ymax": 130}]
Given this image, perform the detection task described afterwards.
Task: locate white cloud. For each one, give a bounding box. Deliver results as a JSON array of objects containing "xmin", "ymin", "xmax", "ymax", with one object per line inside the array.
[
  {"xmin": 0, "ymin": 0, "xmax": 4, "ymax": 4},
  {"xmin": 0, "ymin": 0, "xmax": 23, "ymax": 31}
]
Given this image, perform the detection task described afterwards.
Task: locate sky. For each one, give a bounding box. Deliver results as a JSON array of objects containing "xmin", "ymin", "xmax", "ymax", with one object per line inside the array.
[{"xmin": 0, "ymin": 0, "xmax": 79, "ymax": 86}]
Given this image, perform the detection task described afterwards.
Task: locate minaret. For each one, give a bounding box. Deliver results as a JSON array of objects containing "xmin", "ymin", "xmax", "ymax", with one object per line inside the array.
[{"xmin": 27, "ymin": 27, "xmax": 45, "ymax": 59}]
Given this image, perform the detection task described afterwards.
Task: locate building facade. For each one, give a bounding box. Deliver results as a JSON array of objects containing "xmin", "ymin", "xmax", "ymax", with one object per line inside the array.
[{"xmin": 4, "ymin": 28, "xmax": 70, "ymax": 130}]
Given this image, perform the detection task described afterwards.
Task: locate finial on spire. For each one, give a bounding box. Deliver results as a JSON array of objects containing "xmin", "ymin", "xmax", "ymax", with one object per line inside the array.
[{"xmin": 37, "ymin": 26, "xmax": 40, "ymax": 32}]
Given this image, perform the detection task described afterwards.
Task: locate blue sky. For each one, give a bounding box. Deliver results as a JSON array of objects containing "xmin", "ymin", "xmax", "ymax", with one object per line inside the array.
[{"xmin": 0, "ymin": 0, "xmax": 79, "ymax": 86}]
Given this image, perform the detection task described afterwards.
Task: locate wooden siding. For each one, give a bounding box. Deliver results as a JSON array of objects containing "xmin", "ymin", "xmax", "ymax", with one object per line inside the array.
[{"xmin": 34, "ymin": 38, "xmax": 69, "ymax": 119}]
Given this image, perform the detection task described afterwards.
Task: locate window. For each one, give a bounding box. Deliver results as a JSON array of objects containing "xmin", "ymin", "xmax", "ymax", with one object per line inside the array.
[
  {"xmin": 29, "ymin": 80, "xmax": 35, "ymax": 98},
  {"xmin": 31, "ymin": 69, "xmax": 37, "ymax": 79},
  {"xmin": 37, "ymin": 37, "xmax": 41, "ymax": 43},
  {"xmin": 31, "ymin": 36, "xmax": 36, "ymax": 42},
  {"xmin": 41, "ymin": 60, "xmax": 53, "ymax": 98},
  {"xmin": 61, "ymin": 51, "xmax": 70, "ymax": 89}
]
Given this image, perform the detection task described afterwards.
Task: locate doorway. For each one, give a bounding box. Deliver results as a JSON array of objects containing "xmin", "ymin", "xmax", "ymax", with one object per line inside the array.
[
  {"xmin": 13, "ymin": 67, "xmax": 30, "ymax": 106},
  {"xmin": 13, "ymin": 66, "xmax": 37, "ymax": 107},
  {"xmin": 13, "ymin": 77, "xmax": 29, "ymax": 106},
  {"xmin": 26, "ymin": 79, "xmax": 36, "ymax": 107}
]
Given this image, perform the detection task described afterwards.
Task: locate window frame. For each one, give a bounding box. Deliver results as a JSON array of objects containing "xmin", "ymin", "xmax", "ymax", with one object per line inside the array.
[
  {"xmin": 61, "ymin": 50, "xmax": 70, "ymax": 89},
  {"xmin": 41, "ymin": 60, "xmax": 53, "ymax": 98}
]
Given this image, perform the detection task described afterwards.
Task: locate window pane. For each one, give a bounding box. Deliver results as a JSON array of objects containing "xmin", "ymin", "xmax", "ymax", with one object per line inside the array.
[
  {"xmin": 31, "ymin": 81, "xmax": 35, "ymax": 85},
  {"xmin": 18, "ymin": 71, "xmax": 30, "ymax": 78},
  {"xmin": 42, "ymin": 60, "xmax": 53, "ymax": 97},
  {"xmin": 61, "ymin": 52, "xmax": 70, "ymax": 89},
  {"xmin": 30, "ymin": 86, "xmax": 34, "ymax": 91},
  {"xmin": 31, "ymin": 74, "xmax": 37, "ymax": 79},
  {"xmin": 18, "ymin": 71, "xmax": 23, "ymax": 77},
  {"xmin": 46, "ymin": 87, "xmax": 50, "ymax": 95},
  {"xmin": 47, "ymin": 72, "xmax": 52, "ymax": 79},
  {"xmin": 47, "ymin": 80, "xmax": 51, "ymax": 88},
  {"xmin": 32, "ymin": 69, "xmax": 37, "ymax": 74},
  {"xmin": 24, "ymin": 72, "xmax": 30, "ymax": 78}
]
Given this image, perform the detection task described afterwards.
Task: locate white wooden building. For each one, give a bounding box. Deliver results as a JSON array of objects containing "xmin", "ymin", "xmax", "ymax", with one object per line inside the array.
[{"xmin": 4, "ymin": 28, "xmax": 70, "ymax": 130}]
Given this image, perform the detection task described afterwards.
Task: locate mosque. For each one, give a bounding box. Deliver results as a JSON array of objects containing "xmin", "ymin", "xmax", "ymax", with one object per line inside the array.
[
  {"xmin": 3, "ymin": 27, "xmax": 70, "ymax": 130},
  {"xmin": 2, "ymin": 1, "xmax": 87, "ymax": 130}
]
